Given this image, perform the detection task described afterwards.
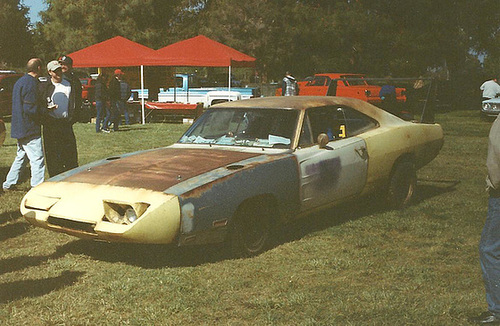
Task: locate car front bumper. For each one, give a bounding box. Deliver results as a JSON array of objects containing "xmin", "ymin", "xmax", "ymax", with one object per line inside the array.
[{"xmin": 21, "ymin": 182, "xmax": 181, "ymax": 244}]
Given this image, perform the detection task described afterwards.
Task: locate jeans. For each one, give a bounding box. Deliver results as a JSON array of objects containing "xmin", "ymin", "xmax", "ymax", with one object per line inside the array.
[
  {"xmin": 109, "ymin": 101, "xmax": 120, "ymax": 131},
  {"xmin": 480, "ymin": 196, "xmax": 500, "ymax": 315},
  {"xmin": 95, "ymin": 100, "xmax": 104, "ymax": 132},
  {"xmin": 3, "ymin": 135, "xmax": 45, "ymax": 188},
  {"xmin": 118, "ymin": 100, "xmax": 129, "ymax": 125}
]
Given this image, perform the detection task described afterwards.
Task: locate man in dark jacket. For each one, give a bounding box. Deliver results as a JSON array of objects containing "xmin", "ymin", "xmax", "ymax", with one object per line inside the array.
[
  {"xmin": 58, "ymin": 55, "xmax": 82, "ymax": 115},
  {"xmin": 108, "ymin": 69, "xmax": 125, "ymax": 130},
  {"xmin": 39, "ymin": 60, "xmax": 79, "ymax": 177},
  {"xmin": 3, "ymin": 58, "xmax": 45, "ymax": 191}
]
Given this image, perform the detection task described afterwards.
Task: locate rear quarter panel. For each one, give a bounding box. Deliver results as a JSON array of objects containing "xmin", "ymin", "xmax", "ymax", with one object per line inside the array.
[{"xmin": 359, "ymin": 123, "xmax": 443, "ymax": 194}]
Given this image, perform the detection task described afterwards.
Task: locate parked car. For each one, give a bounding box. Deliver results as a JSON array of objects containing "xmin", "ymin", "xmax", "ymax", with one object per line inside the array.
[
  {"xmin": 21, "ymin": 96, "xmax": 443, "ymax": 256},
  {"xmin": 481, "ymin": 98, "xmax": 500, "ymax": 118},
  {"xmin": 0, "ymin": 72, "xmax": 23, "ymax": 118},
  {"xmin": 276, "ymin": 73, "xmax": 406, "ymax": 103}
]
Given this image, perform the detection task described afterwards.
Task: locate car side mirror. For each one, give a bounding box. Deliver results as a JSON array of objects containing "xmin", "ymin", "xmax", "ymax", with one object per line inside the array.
[{"xmin": 317, "ymin": 133, "xmax": 330, "ymax": 149}]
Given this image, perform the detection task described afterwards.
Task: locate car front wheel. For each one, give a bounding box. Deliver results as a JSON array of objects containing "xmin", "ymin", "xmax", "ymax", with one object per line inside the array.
[{"xmin": 230, "ymin": 198, "xmax": 274, "ymax": 257}]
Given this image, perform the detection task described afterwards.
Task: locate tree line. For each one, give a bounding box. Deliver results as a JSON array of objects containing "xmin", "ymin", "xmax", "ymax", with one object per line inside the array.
[{"xmin": 2, "ymin": 0, "xmax": 500, "ymax": 108}]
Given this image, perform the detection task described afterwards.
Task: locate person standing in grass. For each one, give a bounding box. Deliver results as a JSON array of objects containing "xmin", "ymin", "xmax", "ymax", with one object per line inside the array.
[
  {"xmin": 2, "ymin": 58, "xmax": 45, "ymax": 192},
  {"xmin": 94, "ymin": 74, "xmax": 108, "ymax": 133},
  {"xmin": 108, "ymin": 69, "xmax": 124, "ymax": 131},
  {"xmin": 39, "ymin": 60, "xmax": 79, "ymax": 177},
  {"xmin": 473, "ymin": 114, "xmax": 500, "ymax": 324}
]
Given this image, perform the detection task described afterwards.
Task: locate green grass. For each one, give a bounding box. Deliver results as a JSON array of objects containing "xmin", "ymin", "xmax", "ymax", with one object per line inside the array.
[{"xmin": 0, "ymin": 111, "xmax": 492, "ymax": 325}]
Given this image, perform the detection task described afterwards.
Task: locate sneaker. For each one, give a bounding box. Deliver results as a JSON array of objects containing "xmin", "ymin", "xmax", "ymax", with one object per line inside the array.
[
  {"xmin": 102, "ymin": 129, "xmax": 110, "ymax": 133},
  {"xmin": 469, "ymin": 311, "xmax": 500, "ymax": 324}
]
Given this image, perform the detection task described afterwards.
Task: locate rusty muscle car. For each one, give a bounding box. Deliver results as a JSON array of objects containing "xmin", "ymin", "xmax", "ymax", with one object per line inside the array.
[{"xmin": 21, "ymin": 97, "xmax": 443, "ymax": 256}]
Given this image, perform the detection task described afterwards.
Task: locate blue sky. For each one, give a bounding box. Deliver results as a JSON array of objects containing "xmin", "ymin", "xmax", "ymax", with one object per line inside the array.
[{"xmin": 23, "ymin": 0, "xmax": 48, "ymax": 24}]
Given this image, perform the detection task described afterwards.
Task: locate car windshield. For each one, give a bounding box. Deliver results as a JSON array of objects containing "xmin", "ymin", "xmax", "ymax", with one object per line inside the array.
[{"xmin": 179, "ymin": 108, "xmax": 299, "ymax": 148}]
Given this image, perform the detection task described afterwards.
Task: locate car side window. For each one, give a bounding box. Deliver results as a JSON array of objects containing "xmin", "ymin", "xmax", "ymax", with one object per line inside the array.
[
  {"xmin": 311, "ymin": 76, "xmax": 327, "ymax": 86},
  {"xmin": 303, "ymin": 106, "xmax": 378, "ymax": 144},
  {"xmin": 298, "ymin": 114, "xmax": 314, "ymax": 147},
  {"xmin": 340, "ymin": 106, "xmax": 378, "ymax": 136}
]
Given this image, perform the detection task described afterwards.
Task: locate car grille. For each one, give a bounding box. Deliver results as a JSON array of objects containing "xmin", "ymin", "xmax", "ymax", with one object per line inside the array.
[{"xmin": 47, "ymin": 216, "xmax": 97, "ymax": 234}]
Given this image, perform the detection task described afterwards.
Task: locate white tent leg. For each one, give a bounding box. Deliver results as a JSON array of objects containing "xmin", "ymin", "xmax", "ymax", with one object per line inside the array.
[
  {"xmin": 141, "ymin": 65, "xmax": 145, "ymax": 124},
  {"xmin": 228, "ymin": 65, "xmax": 231, "ymax": 101}
]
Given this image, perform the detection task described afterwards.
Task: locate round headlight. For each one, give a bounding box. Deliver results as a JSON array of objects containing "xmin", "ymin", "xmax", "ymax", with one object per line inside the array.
[{"xmin": 125, "ymin": 208, "xmax": 137, "ymax": 224}]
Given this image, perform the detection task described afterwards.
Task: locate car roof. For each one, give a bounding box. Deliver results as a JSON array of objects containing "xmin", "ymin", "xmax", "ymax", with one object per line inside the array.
[
  {"xmin": 0, "ymin": 73, "xmax": 23, "ymax": 80},
  {"xmin": 212, "ymin": 96, "xmax": 405, "ymax": 126},
  {"xmin": 313, "ymin": 73, "xmax": 366, "ymax": 79}
]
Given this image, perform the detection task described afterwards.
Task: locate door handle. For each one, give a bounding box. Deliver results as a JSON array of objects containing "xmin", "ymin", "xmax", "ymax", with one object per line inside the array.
[{"xmin": 355, "ymin": 147, "xmax": 368, "ymax": 160}]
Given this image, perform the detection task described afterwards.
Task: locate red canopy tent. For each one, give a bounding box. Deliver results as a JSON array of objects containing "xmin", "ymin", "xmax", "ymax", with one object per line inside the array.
[
  {"xmin": 68, "ymin": 36, "xmax": 157, "ymax": 68},
  {"xmin": 145, "ymin": 35, "xmax": 256, "ymax": 67},
  {"xmin": 145, "ymin": 35, "xmax": 256, "ymax": 102},
  {"xmin": 67, "ymin": 35, "xmax": 256, "ymax": 123},
  {"xmin": 68, "ymin": 36, "xmax": 158, "ymax": 124}
]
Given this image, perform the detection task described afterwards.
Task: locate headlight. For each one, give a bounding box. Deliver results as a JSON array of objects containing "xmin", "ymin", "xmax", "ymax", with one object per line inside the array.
[
  {"xmin": 103, "ymin": 201, "xmax": 150, "ymax": 225},
  {"xmin": 483, "ymin": 103, "xmax": 492, "ymax": 110}
]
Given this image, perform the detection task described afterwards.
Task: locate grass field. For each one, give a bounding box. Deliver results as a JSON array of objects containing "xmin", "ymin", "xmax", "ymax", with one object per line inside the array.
[{"xmin": 0, "ymin": 111, "xmax": 493, "ymax": 325}]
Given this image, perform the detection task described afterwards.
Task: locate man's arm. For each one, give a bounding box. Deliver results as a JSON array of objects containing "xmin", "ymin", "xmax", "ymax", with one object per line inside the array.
[{"xmin": 21, "ymin": 79, "xmax": 38, "ymax": 118}]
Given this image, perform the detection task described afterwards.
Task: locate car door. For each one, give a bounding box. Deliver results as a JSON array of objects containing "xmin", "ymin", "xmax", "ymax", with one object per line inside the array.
[{"xmin": 294, "ymin": 105, "xmax": 375, "ymax": 212}]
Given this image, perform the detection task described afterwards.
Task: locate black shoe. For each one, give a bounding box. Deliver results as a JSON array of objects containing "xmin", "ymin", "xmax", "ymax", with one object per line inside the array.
[{"xmin": 470, "ymin": 311, "xmax": 500, "ymax": 324}]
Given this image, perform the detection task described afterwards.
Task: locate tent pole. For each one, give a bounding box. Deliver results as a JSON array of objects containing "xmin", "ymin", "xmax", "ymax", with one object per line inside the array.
[
  {"xmin": 228, "ymin": 64, "xmax": 231, "ymax": 101},
  {"xmin": 174, "ymin": 67, "xmax": 177, "ymax": 102},
  {"xmin": 141, "ymin": 65, "xmax": 145, "ymax": 124}
]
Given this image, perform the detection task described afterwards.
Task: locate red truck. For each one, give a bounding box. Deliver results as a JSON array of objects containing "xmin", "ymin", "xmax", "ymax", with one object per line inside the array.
[{"xmin": 276, "ymin": 73, "xmax": 406, "ymax": 104}]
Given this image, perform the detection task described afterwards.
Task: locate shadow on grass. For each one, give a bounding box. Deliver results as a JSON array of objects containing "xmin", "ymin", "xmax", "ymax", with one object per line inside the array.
[
  {"xmin": 22, "ymin": 179, "xmax": 459, "ymax": 269},
  {"xmin": 0, "ymin": 270, "xmax": 84, "ymax": 304},
  {"xmin": 0, "ymin": 221, "xmax": 30, "ymax": 241},
  {"xmin": 113, "ymin": 126, "xmax": 149, "ymax": 132},
  {"xmin": 414, "ymin": 178, "xmax": 460, "ymax": 204},
  {"xmin": 0, "ymin": 210, "xmax": 23, "ymax": 225},
  {"xmin": 55, "ymin": 240, "xmax": 227, "ymax": 269}
]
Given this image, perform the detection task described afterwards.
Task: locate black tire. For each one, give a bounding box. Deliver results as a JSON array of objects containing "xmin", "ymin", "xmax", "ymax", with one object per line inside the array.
[
  {"xmin": 386, "ymin": 161, "xmax": 417, "ymax": 209},
  {"xmin": 230, "ymin": 199, "xmax": 274, "ymax": 257}
]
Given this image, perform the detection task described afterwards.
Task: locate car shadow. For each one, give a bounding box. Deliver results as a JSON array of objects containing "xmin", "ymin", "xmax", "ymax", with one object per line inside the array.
[
  {"xmin": 0, "ymin": 270, "xmax": 84, "ymax": 304},
  {"xmin": 52, "ymin": 180, "xmax": 460, "ymax": 268},
  {"xmin": 55, "ymin": 240, "xmax": 225, "ymax": 269}
]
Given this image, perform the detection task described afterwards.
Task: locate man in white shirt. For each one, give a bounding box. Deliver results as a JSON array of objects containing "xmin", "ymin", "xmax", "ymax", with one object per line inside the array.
[
  {"xmin": 39, "ymin": 60, "xmax": 79, "ymax": 177},
  {"xmin": 480, "ymin": 78, "xmax": 500, "ymax": 102}
]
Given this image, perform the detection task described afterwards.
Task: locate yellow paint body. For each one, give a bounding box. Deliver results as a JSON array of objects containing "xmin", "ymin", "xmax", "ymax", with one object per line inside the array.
[{"xmin": 21, "ymin": 182, "xmax": 180, "ymax": 244}]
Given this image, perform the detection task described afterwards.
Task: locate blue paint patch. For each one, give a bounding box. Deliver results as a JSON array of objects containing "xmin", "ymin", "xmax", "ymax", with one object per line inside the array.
[{"xmin": 304, "ymin": 157, "xmax": 341, "ymax": 190}]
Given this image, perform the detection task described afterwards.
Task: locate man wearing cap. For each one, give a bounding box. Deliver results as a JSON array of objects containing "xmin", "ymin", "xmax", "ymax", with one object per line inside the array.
[
  {"xmin": 108, "ymin": 69, "xmax": 125, "ymax": 131},
  {"xmin": 3, "ymin": 58, "xmax": 45, "ymax": 192},
  {"xmin": 58, "ymin": 55, "xmax": 82, "ymax": 114},
  {"xmin": 38, "ymin": 60, "xmax": 79, "ymax": 177}
]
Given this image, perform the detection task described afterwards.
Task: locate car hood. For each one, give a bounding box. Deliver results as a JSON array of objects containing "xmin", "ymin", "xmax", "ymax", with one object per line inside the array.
[
  {"xmin": 483, "ymin": 98, "xmax": 500, "ymax": 104},
  {"xmin": 57, "ymin": 147, "xmax": 261, "ymax": 192}
]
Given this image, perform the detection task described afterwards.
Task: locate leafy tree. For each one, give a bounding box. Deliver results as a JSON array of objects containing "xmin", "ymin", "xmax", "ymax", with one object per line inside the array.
[
  {"xmin": 0, "ymin": 0, "xmax": 33, "ymax": 67},
  {"xmin": 36, "ymin": 0, "xmax": 181, "ymax": 60},
  {"xmin": 33, "ymin": 0, "xmax": 500, "ymax": 107}
]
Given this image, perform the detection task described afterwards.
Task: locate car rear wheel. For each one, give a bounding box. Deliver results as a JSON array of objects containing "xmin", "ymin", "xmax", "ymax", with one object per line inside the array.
[
  {"xmin": 230, "ymin": 198, "xmax": 274, "ymax": 257},
  {"xmin": 386, "ymin": 161, "xmax": 416, "ymax": 209}
]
